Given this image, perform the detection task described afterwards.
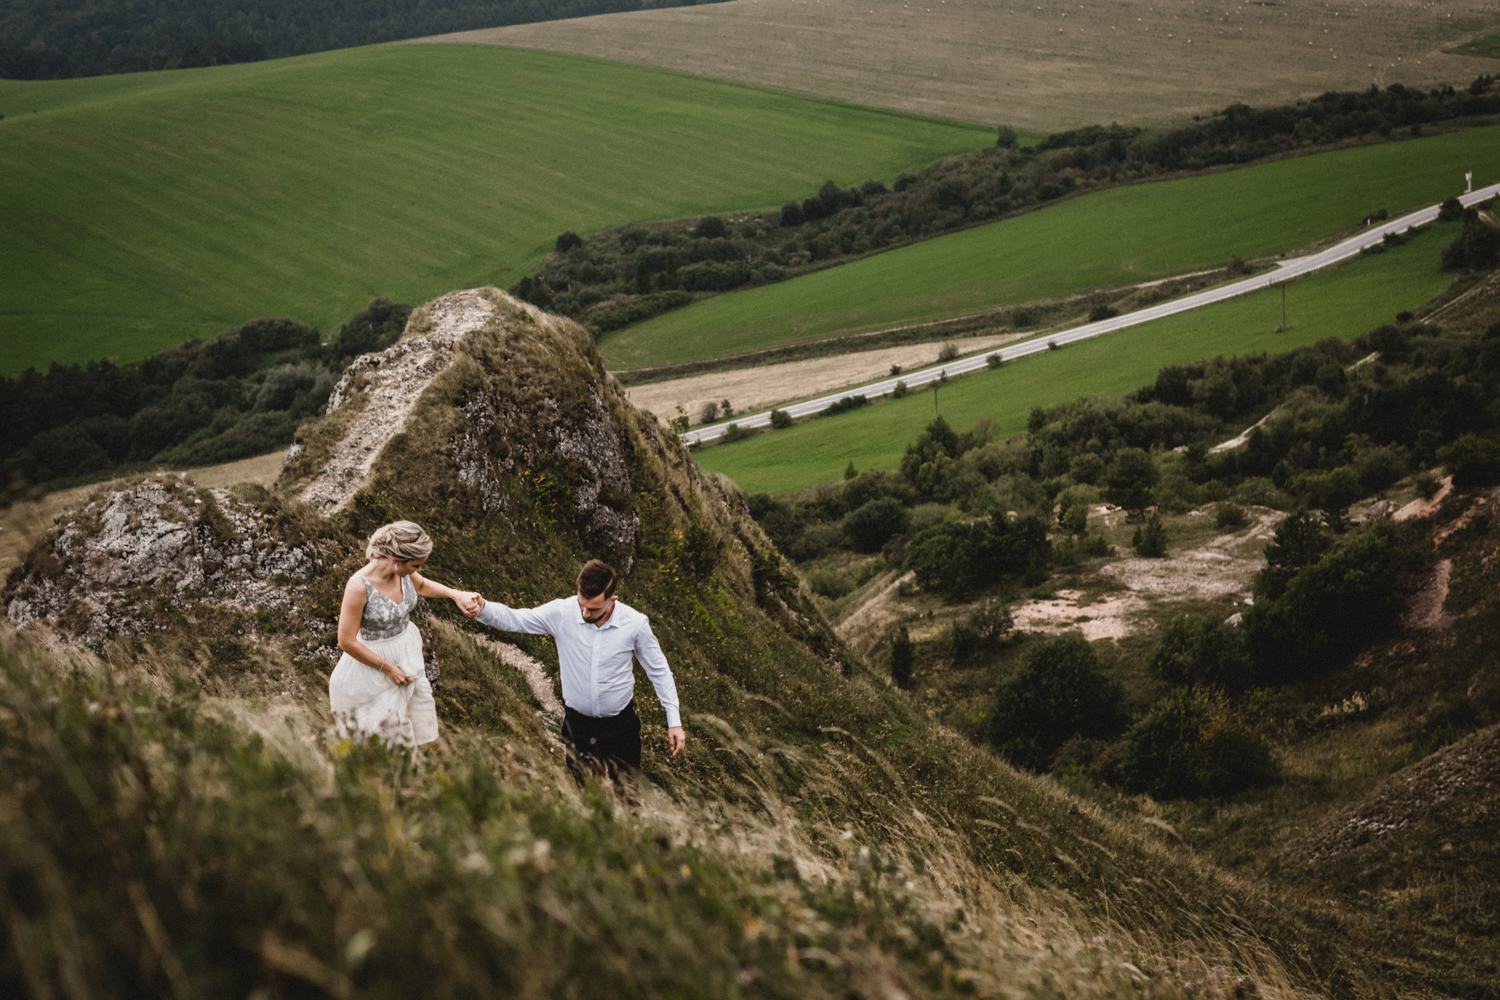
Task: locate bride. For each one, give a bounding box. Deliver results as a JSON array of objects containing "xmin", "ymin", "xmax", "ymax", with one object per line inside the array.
[{"xmin": 328, "ymin": 520, "xmax": 480, "ymax": 747}]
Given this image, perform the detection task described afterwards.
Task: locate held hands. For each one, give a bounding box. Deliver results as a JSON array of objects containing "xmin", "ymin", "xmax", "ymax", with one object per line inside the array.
[
  {"xmin": 453, "ymin": 591, "xmax": 485, "ymax": 617},
  {"xmin": 667, "ymin": 726, "xmax": 686, "ymax": 757}
]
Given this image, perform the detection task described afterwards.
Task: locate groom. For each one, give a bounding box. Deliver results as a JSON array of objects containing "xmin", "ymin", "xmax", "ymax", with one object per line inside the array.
[{"xmin": 468, "ymin": 559, "xmax": 685, "ymax": 773}]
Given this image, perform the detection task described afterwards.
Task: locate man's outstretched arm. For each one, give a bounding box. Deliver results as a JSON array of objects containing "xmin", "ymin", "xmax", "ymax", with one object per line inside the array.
[{"xmin": 474, "ymin": 599, "xmax": 558, "ymax": 636}]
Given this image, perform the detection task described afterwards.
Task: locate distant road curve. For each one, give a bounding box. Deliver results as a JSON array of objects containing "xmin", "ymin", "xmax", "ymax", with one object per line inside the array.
[{"xmin": 682, "ymin": 183, "xmax": 1500, "ymax": 446}]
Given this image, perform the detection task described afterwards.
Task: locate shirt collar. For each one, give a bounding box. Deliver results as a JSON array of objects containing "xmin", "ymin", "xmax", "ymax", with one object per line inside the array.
[{"xmin": 573, "ymin": 597, "xmax": 622, "ymax": 629}]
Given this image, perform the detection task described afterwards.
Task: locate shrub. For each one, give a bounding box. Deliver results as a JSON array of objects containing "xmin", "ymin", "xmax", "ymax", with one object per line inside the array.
[
  {"xmin": 1088, "ymin": 304, "xmax": 1118, "ymax": 322},
  {"xmin": 890, "ymin": 625, "xmax": 915, "ymax": 688},
  {"xmin": 1412, "ymin": 469, "xmax": 1440, "ymax": 498},
  {"xmin": 904, "ymin": 512, "xmax": 1050, "ymax": 593},
  {"xmin": 1147, "ymin": 615, "xmax": 1254, "ymax": 690},
  {"xmin": 937, "ymin": 342, "xmax": 960, "ymax": 363},
  {"xmin": 1131, "ymin": 512, "xmax": 1168, "ymax": 557},
  {"xmin": 1117, "ymin": 689, "xmax": 1277, "ymax": 798},
  {"xmin": 698, "ymin": 401, "xmax": 719, "ymax": 424},
  {"xmin": 843, "ymin": 497, "xmax": 911, "ymax": 553},
  {"xmin": 1246, "ymin": 520, "xmax": 1401, "ymax": 682},
  {"xmin": 824, "ymin": 395, "xmax": 868, "ymax": 417},
  {"xmin": 995, "ymin": 125, "xmax": 1019, "ymax": 148},
  {"xmin": 1440, "ymin": 219, "xmax": 1500, "ymax": 271},
  {"xmin": 769, "ymin": 408, "xmax": 793, "ymax": 429},
  {"xmin": 779, "ymin": 201, "xmax": 804, "ymax": 227},
  {"xmin": 892, "ymin": 381, "xmax": 909, "ymax": 399},
  {"xmin": 988, "ymin": 634, "xmax": 1126, "ymax": 772},
  {"xmin": 1438, "ymin": 433, "xmax": 1500, "ymax": 487},
  {"xmin": 986, "ymin": 353, "xmax": 1003, "ymax": 370},
  {"xmin": 1214, "ymin": 502, "xmax": 1247, "ymax": 529},
  {"xmin": 555, "ymin": 231, "xmax": 583, "ymax": 252},
  {"xmin": 721, "ymin": 423, "xmax": 754, "ymax": 443},
  {"xmin": 893, "ymin": 172, "xmax": 918, "ymax": 192},
  {"xmin": 1105, "ymin": 448, "xmax": 1159, "ymax": 516},
  {"xmin": 1437, "ymin": 196, "xmax": 1466, "ymax": 222},
  {"xmin": 806, "ymin": 567, "xmax": 853, "ymax": 600},
  {"xmin": 693, "ymin": 216, "xmax": 729, "ymax": 239}
]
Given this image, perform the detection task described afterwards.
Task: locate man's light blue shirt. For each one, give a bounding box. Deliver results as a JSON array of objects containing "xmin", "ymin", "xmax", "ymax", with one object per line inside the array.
[{"xmin": 475, "ymin": 597, "xmax": 681, "ymax": 728}]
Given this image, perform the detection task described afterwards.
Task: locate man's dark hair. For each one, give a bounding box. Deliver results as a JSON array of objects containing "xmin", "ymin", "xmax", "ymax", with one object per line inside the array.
[{"xmin": 577, "ymin": 559, "xmax": 618, "ymax": 600}]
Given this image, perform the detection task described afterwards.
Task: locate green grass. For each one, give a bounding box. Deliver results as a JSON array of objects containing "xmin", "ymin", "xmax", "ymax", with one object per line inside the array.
[
  {"xmin": 694, "ymin": 220, "xmax": 1460, "ymax": 495},
  {"xmin": 0, "ymin": 45, "xmax": 991, "ymax": 375},
  {"xmin": 1448, "ymin": 33, "xmax": 1500, "ymax": 59},
  {"xmin": 600, "ymin": 127, "xmax": 1499, "ymax": 370}
]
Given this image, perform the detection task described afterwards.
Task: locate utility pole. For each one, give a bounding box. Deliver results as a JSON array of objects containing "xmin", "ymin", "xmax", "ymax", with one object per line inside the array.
[{"xmin": 1279, "ymin": 283, "xmax": 1287, "ymax": 331}]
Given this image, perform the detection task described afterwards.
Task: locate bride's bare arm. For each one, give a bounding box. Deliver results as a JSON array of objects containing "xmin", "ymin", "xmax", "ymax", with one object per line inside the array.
[
  {"xmin": 410, "ymin": 572, "xmax": 483, "ymax": 616},
  {"xmin": 337, "ymin": 575, "xmax": 413, "ymax": 686}
]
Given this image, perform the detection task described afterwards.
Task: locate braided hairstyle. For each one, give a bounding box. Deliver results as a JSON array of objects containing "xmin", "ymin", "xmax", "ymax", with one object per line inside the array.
[{"xmin": 365, "ymin": 521, "xmax": 433, "ymax": 562}]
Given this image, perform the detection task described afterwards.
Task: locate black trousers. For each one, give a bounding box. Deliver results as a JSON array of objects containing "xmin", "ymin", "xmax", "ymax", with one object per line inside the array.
[{"xmin": 561, "ymin": 700, "xmax": 641, "ymax": 782}]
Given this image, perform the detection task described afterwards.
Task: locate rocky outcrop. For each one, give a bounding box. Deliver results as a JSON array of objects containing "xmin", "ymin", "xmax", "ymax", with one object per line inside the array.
[
  {"xmin": 6, "ymin": 477, "xmax": 339, "ymax": 649},
  {"xmin": 299, "ymin": 290, "xmax": 500, "ymax": 515}
]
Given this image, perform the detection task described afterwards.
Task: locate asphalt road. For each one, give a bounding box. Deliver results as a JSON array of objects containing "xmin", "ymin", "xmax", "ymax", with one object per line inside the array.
[{"xmin": 682, "ymin": 183, "xmax": 1500, "ymax": 446}]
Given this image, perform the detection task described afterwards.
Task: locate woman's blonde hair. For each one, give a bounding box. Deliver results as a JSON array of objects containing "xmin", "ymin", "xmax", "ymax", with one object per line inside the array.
[{"xmin": 366, "ymin": 521, "xmax": 433, "ymax": 562}]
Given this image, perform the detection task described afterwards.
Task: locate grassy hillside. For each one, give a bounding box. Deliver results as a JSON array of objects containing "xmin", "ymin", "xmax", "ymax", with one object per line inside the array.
[
  {"xmin": 431, "ymin": 0, "xmax": 1499, "ymax": 129},
  {"xmin": 0, "ymin": 44, "xmax": 990, "ymax": 375},
  {"xmin": 599, "ymin": 125, "xmax": 1499, "ymax": 371},
  {"xmin": 694, "ymin": 217, "xmax": 1461, "ymax": 495},
  {"xmin": 0, "ymin": 290, "xmax": 1337, "ymax": 999}
]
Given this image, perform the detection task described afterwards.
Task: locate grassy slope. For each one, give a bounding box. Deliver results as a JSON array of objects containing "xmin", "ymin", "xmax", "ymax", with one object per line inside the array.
[
  {"xmin": 600, "ymin": 126, "xmax": 1498, "ymax": 370},
  {"xmin": 694, "ymin": 219, "xmax": 1459, "ymax": 495},
  {"xmin": 0, "ymin": 45, "xmax": 990, "ymax": 375}
]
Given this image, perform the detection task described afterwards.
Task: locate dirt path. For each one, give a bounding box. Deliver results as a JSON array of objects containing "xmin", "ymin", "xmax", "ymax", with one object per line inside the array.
[
  {"xmin": 0, "ymin": 451, "xmax": 285, "ymax": 578},
  {"xmin": 626, "ymin": 331, "xmax": 1028, "ymax": 423},
  {"xmin": 470, "ymin": 634, "xmax": 564, "ymax": 719}
]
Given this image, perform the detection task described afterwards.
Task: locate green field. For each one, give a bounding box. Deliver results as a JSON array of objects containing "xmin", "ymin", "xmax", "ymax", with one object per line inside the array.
[
  {"xmin": 601, "ymin": 127, "xmax": 1499, "ymax": 370},
  {"xmin": 694, "ymin": 220, "xmax": 1460, "ymax": 495},
  {"xmin": 0, "ymin": 45, "xmax": 991, "ymax": 376}
]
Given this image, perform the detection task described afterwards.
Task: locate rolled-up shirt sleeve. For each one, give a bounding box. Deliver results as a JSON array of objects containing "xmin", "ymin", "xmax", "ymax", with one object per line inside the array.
[
  {"xmin": 634, "ymin": 618, "xmax": 681, "ymax": 729},
  {"xmin": 476, "ymin": 600, "xmax": 558, "ymax": 636}
]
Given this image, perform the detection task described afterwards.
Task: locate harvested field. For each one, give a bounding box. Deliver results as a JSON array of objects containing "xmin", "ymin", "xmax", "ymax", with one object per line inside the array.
[
  {"xmin": 624, "ymin": 330, "xmax": 1027, "ymax": 423},
  {"xmin": 419, "ymin": 0, "xmax": 1500, "ymax": 130}
]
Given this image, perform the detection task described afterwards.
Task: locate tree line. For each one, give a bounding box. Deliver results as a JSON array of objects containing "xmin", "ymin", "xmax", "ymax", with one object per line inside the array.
[
  {"xmin": 0, "ymin": 299, "xmax": 410, "ymax": 496},
  {"xmin": 518, "ymin": 75, "xmax": 1500, "ymax": 337},
  {"xmin": 0, "ymin": 0, "xmax": 722, "ymax": 80}
]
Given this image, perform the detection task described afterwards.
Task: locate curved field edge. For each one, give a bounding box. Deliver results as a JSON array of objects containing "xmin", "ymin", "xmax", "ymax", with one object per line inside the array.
[
  {"xmin": 0, "ymin": 44, "xmax": 991, "ymax": 376},
  {"xmin": 598, "ymin": 126, "xmax": 1500, "ymax": 370},
  {"xmin": 692, "ymin": 219, "xmax": 1460, "ymax": 495}
]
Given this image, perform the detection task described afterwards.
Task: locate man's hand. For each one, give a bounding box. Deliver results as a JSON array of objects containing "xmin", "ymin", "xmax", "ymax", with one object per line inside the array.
[
  {"xmin": 667, "ymin": 726, "xmax": 686, "ymax": 757},
  {"xmin": 456, "ymin": 592, "xmax": 485, "ymax": 617}
]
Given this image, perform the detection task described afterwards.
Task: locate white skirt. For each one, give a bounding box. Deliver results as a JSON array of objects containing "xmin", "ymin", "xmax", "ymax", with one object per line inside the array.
[{"xmin": 328, "ymin": 622, "xmax": 438, "ymax": 747}]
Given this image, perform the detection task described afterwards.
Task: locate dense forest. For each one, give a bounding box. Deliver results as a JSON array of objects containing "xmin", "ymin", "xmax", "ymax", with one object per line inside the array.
[
  {"xmin": 0, "ymin": 299, "xmax": 410, "ymax": 497},
  {"xmin": 518, "ymin": 76, "xmax": 1500, "ymax": 338},
  {"xmin": 0, "ymin": 0, "xmax": 724, "ymax": 79}
]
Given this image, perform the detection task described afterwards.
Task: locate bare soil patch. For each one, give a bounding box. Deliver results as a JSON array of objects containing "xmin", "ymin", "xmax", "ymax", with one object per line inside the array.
[
  {"xmin": 418, "ymin": 0, "xmax": 1500, "ymax": 130},
  {"xmin": 626, "ymin": 331, "xmax": 1025, "ymax": 423}
]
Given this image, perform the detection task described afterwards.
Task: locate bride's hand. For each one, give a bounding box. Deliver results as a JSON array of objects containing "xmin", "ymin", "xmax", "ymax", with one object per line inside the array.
[
  {"xmin": 456, "ymin": 591, "xmax": 485, "ymax": 617},
  {"xmin": 379, "ymin": 660, "xmax": 412, "ymax": 686}
]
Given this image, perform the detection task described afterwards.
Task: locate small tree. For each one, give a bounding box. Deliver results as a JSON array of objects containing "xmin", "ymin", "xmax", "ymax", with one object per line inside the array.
[
  {"xmin": 844, "ymin": 460, "xmax": 858, "ymax": 481},
  {"xmin": 890, "ymin": 625, "xmax": 915, "ymax": 688},
  {"xmin": 694, "ymin": 216, "xmax": 729, "ymax": 239},
  {"xmin": 892, "ymin": 381, "xmax": 909, "ymax": 399},
  {"xmin": 995, "ymin": 125, "xmax": 1019, "ymax": 149},
  {"xmin": 986, "ymin": 353, "xmax": 1003, "ymax": 370},
  {"xmin": 769, "ymin": 408, "xmax": 793, "ymax": 429},
  {"xmin": 843, "ymin": 497, "xmax": 910, "ymax": 552},
  {"xmin": 1132, "ymin": 511, "xmax": 1168, "ymax": 557},
  {"xmin": 780, "ymin": 201, "xmax": 804, "ymax": 227},
  {"xmin": 721, "ymin": 399, "xmax": 733, "ymax": 418},
  {"xmin": 1438, "ymin": 196, "xmax": 1465, "ymax": 223},
  {"xmin": 988, "ymin": 634, "xmax": 1125, "ymax": 771},
  {"xmin": 698, "ymin": 401, "xmax": 719, "ymax": 424},
  {"xmin": 1118, "ymin": 689, "xmax": 1276, "ymax": 798},
  {"xmin": 937, "ymin": 342, "xmax": 960, "ymax": 362},
  {"xmin": 1105, "ymin": 447, "xmax": 1159, "ymax": 519},
  {"xmin": 555, "ymin": 231, "xmax": 584, "ymax": 252},
  {"xmin": 1255, "ymin": 510, "xmax": 1328, "ymax": 601},
  {"xmin": 1088, "ymin": 304, "xmax": 1117, "ymax": 322},
  {"xmin": 1147, "ymin": 614, "xmax": 1254, "ymax": 690}
]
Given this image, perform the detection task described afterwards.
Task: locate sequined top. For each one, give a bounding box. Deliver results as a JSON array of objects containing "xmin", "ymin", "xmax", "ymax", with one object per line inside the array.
[{"xmin": 359, "ymin": 575, "xmax": 417, "ymax": 641}]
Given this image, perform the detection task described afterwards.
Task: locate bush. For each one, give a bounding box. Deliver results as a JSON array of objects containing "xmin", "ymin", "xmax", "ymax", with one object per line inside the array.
[
  {"xmin": 780, "ymin": 201, "xmax": 805, "ymax": 227},
  {"xmin": 1246, "ymin": 520, "xmax": 1402, "ymax": 682},
  {"xmin": 1438, "ymin": 433, "xmax": 1500, "ymax": 486},
  {"xmin": 1412, "ymin": 469, "xmax": 1441, "ymax": 498},
  {"xmin": 843, "ymin": 497, "xmax": 911, "ymax": 553},
  {"xmin": 1132, "ymin": 512, "xmax": 1168, "ymax": 557},
  {"xmin": 693, "ymin": 216, "xmax": 729, "ymax": 239},
  {"xmin": 988, "ymin": 634, "xmax": 1126, "ymax": 771},
  {"xmin": 985, "ymin": 353, "xmax": 1003, "ymax": 370},
  {"xmin": 1088, "ymin": 304, "xmax": 1118, "ymax": 322},
  {"xmin": 721, "ymin": 423, "xmax": 755, "ymax": 443},
  {"xmin": 890, "ymin": 625, "xmax": 915, "ymax": 688},
  {"xmin": 904, "ymin": 512, "xmax": 1050, "ymax": 593},
  {"xmin": 937, "ymin": 342, "xmax": 960, "ymax": 363},
  {"xmin": 698, "ymin": 401, "xmax": 719, "ymax": 424},
  {"xmin": 1441, "ymin": 219, "xmax": 1500, "ymax": 271},
  {"xmin": 769, "ymin": 408, "xmax": 793, "ymax": 429},
  {"xmin": 806, "ymin": 567, "xmax": 854, "ymax": 600},
  {"xmin": 1214, "ymin": 502, "xmax": 1247, "ymax": 530},
  {"xmin": 824, "ymin": 395, "xmax": 868, "ymax": 417},
  {"xmin": 995, "ymin": 125, "xmax": 1019, "ymax": 148},
  {"xmin": 555, "ymin": 231, "xmax": 583, "ymax": 252},
  {"xmin": 1147, "ymin": 615, "xmax": 1254, "ymax": 690},
  {"xmin": 1438, "ymin": 196, "xmax": 1466, "ymax": 223},
  {"xmin": 1104, "ymin": 448, "xmax": 1159, "ymax": 516},
  {"xmin": 892, "ymin": 381, "xmax": 909, "ymax": 399},
  {"xmin": 1117, "ymin": 689, "xmax": 1277, "ymax": 798}
]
